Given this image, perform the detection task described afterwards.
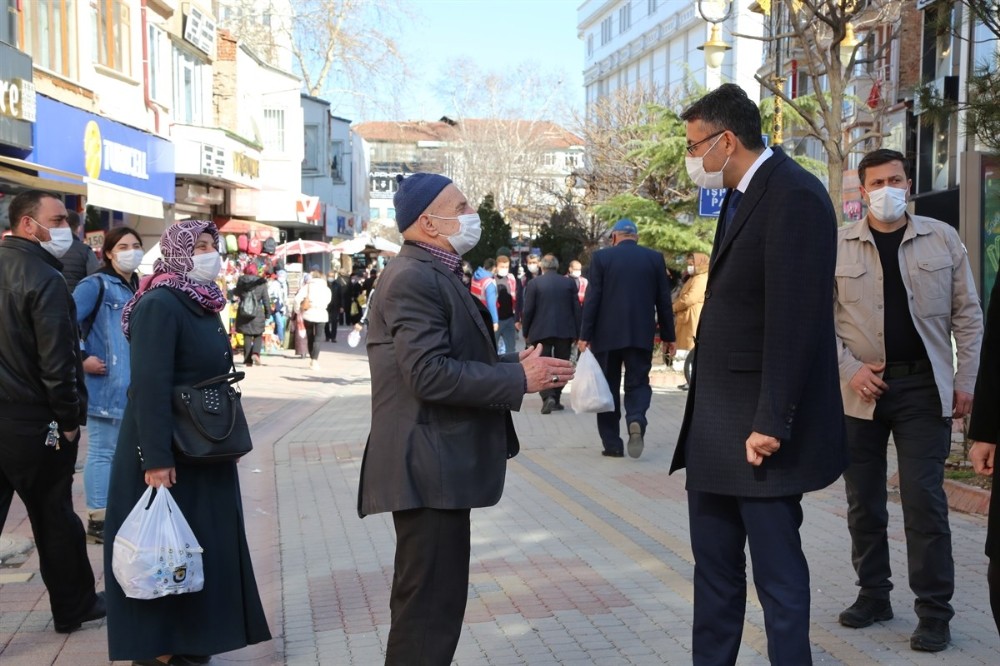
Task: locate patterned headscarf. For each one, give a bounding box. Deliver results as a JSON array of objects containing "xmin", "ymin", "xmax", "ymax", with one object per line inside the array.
[{"xmin": 121, "ymin": 219, "xmax": 227, "ymax": 340}]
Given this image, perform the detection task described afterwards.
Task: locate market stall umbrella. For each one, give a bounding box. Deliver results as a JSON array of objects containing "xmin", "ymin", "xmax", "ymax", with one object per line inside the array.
[
  {"xmin": 331, "ymin": 237, "xmax": 368, "ymax": 255},
  {"xmin": 372, "ymin": 237, "xmax": 401, "ymax": 255},
  {"xmin": 273, "ymin": 239, "xmax": 334, "ymax": 259}
]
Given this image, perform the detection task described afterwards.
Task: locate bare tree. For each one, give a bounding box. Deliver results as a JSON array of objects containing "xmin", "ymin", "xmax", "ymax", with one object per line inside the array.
[
  {"xmin": 217, "ymin": 0, "xmax": 409, "ymax": 117},
  {"xmin": 752, "ymin": 0, "xmax": 906, "ymax": 211}
]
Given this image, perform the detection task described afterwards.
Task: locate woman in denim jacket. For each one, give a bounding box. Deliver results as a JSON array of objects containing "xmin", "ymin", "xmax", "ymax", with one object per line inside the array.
[{"xmin": 73, "ymin": 227, "xmax": 143, "ymax": 543}]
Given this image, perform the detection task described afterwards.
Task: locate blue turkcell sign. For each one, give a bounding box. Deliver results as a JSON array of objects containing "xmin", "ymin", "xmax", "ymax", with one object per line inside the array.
[{"xmin": 29, "ymin": 95, "xmax": 174, "ymax": 202}]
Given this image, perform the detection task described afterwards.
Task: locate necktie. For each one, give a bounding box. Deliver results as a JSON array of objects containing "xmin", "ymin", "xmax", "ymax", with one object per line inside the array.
[{"xmin": 723, "ymin": 189, "xmax": 744, "ymax": 237}]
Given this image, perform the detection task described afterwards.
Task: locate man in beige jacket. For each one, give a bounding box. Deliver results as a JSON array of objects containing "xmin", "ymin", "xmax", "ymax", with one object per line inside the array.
[{"xmin": 833, "ymin": 149, "xmax": 982, "ymax": 652}]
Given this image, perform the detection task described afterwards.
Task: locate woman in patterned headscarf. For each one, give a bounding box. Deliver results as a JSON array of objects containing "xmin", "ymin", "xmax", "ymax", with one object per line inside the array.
[{"xmin": 103, "ymin": 220, "xmax": 272, "ymax": 665}]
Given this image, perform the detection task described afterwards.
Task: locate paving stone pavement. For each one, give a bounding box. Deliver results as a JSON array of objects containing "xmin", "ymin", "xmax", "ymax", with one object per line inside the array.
[{"xmin": 1, "ymin": 338, "xmax": 998, "ymax": 665}]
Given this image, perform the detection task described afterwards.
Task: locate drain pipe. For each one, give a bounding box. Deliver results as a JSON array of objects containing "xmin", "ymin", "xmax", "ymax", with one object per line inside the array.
[{"xmin": 140, "ymin": 0, "xmax": 161, "ymax": 134}]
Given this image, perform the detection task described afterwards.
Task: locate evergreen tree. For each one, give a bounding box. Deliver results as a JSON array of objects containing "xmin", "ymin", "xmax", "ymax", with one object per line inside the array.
[
  {"xmin": 536, "ymin": 205, "xmax": 586, "ymax": 266},
  {"xmin": 465, "ymin": 194, "xmax": 511, "ymax": 269}
]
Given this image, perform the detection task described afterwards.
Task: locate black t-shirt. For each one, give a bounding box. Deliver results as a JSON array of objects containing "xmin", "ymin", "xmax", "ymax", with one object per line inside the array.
[{"xmin": 871, "ymin": 226, "xmax": 929, "ymax": 363}]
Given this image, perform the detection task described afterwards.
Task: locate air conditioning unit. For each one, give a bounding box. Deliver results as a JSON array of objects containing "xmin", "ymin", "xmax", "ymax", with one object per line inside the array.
[
  {"xmin": 177, "ymin": 182, "xmax": 224, "ymax": 206},
  {"xmin": 184, "ymin": 6, "xmax": 217, "ymax": 57}
]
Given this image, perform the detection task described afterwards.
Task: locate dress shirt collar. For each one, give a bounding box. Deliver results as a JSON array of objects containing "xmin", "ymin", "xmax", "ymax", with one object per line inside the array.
[{"xmin": 735, "ymin": 147, "xmax": 774, "ymax": 193}]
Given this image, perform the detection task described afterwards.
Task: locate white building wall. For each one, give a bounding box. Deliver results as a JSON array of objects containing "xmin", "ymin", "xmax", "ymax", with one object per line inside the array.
[{"xmin": 578, "ymin": 0, "xmax": 764, "ymax": 110}]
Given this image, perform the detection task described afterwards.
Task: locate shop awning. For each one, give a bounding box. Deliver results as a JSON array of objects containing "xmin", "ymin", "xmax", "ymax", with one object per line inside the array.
[
  {"xmin": 85, "ymin": 178, "xmax": 164, "ymax": 219},
  {"xmin": 216, "ymin": 218, "xmax": 279, "ymax": 237},
  {"xmin": 0, "ymin": 155, "xmax": 87, "ymax": 195}
]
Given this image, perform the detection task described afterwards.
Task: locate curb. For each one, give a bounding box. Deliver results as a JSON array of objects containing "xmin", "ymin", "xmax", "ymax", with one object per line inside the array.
[{"xmin": 888, "ymin": 472, "xmax": 991, "ymax": 516}]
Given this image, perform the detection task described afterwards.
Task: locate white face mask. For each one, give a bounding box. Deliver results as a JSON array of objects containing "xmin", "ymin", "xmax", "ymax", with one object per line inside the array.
[
  {"xmin": 187, "ymin": 252, "xmax": 222, "ymax": 284},
  {"xmin": 32, "ymin": 223, "xmax": 74, "ymax": 259},
  {"xmin": 527, "ymin": 263, "xmax": 539, "ymax": 274},
  {"xmin": 687, "ymin": 265, "xmax": 695, "ymax": 276},
  {"xmin": 429, "ymin": 213, "xmax": 482, "ymax": 255},
  {"xmin": 114, "ymin": 249, "xmax": 144, "ymax": 273},
  {"xmin": 866, "ymin": 185, "xmax": 908, "ymax": 222},
  {"xmin": 685, "ymin": 134, "xmax": 730, "ymax": 189},
  {"xmin": 570, "ymin": 270, "xmax": 581, "ymax": 278},
  {"xmin": 496, "ymin": 268, "xmax": 509, "ymax": 277}
]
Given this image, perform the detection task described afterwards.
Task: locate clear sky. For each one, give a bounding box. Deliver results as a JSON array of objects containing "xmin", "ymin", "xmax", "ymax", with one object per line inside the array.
[{"xmin": 343, "ymin": 0, "xmax": 586, "ymax": 126}]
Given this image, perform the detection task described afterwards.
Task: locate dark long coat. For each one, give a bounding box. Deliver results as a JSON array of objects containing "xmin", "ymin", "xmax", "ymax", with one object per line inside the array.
[
  {"xmin": 968, "ymin": 276, "xmax": 1000, "ymax": 559},
  {"xmin": 358, "ymin": 243, "xmax": 524, "ymax": 517},
  {"xmin": 670, "ymin": 147, "xmax": 848, "ymax": 497},
  {"xmin": 103, "ymin": 288, "xmax": 271, "ymax": 661},
  {"xmin": 233, "ymin": 275, "xmax": 268, "ymax": 335}
]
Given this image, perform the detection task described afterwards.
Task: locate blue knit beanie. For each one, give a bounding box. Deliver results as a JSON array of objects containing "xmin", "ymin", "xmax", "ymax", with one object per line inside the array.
[{"xmin": 394, "ymin": 173, "xmax": 453, "ymax": 233}]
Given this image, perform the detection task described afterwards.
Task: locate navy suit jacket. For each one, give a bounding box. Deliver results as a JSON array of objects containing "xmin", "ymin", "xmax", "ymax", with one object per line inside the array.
[
  {"xmin": 579, "ymin": 240, "xmax": 674, "ymax": 352},
  {"xmin": 521, "ymin": 271, "xmax": 582, "ymax": 344},
  {"xmin": 670, "ymin": 147, "xmax": 847, "ymax": 498}
]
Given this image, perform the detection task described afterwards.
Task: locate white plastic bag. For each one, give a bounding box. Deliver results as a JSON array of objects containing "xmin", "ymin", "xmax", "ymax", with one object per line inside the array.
[
  {"xmin": 570, "ymin": 349, "xmax": 615, "ymax": 413},
  {"xmin": 112, "ymin": 486, "xmax": 204, "ymax": 600}
]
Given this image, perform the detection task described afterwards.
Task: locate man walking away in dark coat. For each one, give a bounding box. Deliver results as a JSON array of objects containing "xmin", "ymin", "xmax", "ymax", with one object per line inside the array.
[
  {"xmin": 0, "ymin": 190, "xmax": 105, "ymax": 633},
  {"xmin": 358, "ymin": 172, "xmax": 575, "ymax": 666},
  {"xmin": 522, "ymin": 254, "xmax": 581, "ymax": 414},
  {"xmin": 671, "ymin": 83, "xmax": 847, "ymax": 665},
  {"xmin": 578, "ymin": 219, "xmax": 675, "ymax": 459},
  {"xmin": 59, "ymin": 209, "xmax": 99, "ymax": 292}
]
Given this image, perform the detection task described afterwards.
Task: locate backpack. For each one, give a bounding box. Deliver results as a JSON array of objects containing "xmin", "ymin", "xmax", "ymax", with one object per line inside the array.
[
  {"xmin": 237, "ymin": 234, "xmax": 249, "ymax": 252},
  {"xmin": 262, "ymin": 237, "xmax": 276, "ymax": 255},
  {"xmin": 225, "ymin": 234, "xmax": 238, "ymax": 254},
  {"xmin": 239, "ymin": 289, "xmax": 260, "ymax": 318}
]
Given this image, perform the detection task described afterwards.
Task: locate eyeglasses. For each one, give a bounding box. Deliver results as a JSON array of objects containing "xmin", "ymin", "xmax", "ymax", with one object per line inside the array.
[{"xmin": 686, "ymin": 130, "xmax": 726, "ymax": 156}]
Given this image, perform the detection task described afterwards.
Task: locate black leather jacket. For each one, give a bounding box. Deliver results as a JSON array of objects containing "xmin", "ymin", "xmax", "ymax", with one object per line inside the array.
[{"xmin": 0, "ymin": 236, "xmax": 87, "ymax": 429}]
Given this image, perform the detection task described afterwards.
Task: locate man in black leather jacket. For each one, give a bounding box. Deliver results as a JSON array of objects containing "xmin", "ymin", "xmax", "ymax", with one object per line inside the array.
[{"xmin": 0, "ymin": 190, "xmax": 105, "ymax": 633}]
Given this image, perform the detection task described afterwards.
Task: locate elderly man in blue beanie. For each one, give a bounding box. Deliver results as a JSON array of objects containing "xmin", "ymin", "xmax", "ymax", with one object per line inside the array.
[
  {"xmin": 358, "ymin": 173, "xmax": 575, "ymax": 665},
  {"xmin": 579, "ymin": 218, "xmax": 676, "ymax": 459}
]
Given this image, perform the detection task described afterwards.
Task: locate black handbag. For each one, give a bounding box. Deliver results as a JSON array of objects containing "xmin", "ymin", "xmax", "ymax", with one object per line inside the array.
[{"xmin": 171, "ymin": 371, "xmax": 253, "ymax": 464}]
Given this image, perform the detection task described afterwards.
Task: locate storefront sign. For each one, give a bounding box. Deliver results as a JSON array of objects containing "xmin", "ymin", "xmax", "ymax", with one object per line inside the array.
[
  {"xmin": 0, "ymin": 42, "xmax": 34, "ymax": 150},
  {"xmin": 29, "ymin": 96, "xmax": 174, "ymax": 202}
]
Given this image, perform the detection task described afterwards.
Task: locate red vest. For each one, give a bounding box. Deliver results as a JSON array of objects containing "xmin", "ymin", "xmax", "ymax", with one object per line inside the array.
[
  {"xmin": 576, "ymin": 276, "xmax": 589, "ymax": 305},
  {"xmin": 470, "ymin": 275, "xmax": 493, "ymax": 306}
]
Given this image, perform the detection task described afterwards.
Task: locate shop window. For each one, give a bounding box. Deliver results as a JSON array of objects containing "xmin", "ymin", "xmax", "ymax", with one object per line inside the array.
[
  {"xmin": 92, "ymin": 0, "xmax": 131, "ymax": 75},
  {"xmin": 173, "ymin": 46, "xmax": 207, "ymax": 125},
  {"xmin": 303, "ymin": 124, "xmax": 320, "ymax": 172},
  {"xmin": 264, "ymin": 109, "xmax": 286, "ymax": 152},
  {"xmin": 369, "ymin": 206, "xmax": 380, "ymax": 221},
  {"xmin": 20, "ymin": 0, "xmax": 79, "ymax": 80}
]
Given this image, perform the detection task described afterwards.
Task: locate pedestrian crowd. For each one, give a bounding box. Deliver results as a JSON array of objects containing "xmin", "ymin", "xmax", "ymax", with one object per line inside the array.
[{"xmin": 3, "ymin": 82, "xmax": 1000, "ymax": 666}]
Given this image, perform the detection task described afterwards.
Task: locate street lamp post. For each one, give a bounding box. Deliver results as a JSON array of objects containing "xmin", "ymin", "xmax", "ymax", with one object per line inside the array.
[
  {"xmin": 696, "ymin": 0, "xmax": 733, "ymax": 70},
  {"xmin": 770, "ymin": 2, "xmax": 785, "ymax": 146}
]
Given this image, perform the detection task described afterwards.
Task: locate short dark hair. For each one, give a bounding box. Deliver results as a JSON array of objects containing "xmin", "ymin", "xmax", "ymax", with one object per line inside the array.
[
  {"xmin": 101, "ymin": 226, "xmax": 142, "ymax": 268},
  {"xmin": 858, "ymin": 149, "xmax": 909, "ymax": 186},
  {"xmin": 67, "ymin": 210, "xmax": 81, "ymax": 231},
  {"xmin": 483, "ymin": 258, "xmax": 495, "ymax": 271},
  {"xmin": 680, "ymin": 83, "xmax": 765, "ymax": 151},
  {"xmin": 8, "ymin": 190, "xmax": 59, "ymax": 232}
]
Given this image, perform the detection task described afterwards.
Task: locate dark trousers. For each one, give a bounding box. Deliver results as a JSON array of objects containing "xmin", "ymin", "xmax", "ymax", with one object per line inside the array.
[
  {"xmin": 989, "ymin": 560, "xmax": 1000, "ymax": 637},
  {"xmin": 689, "ymin": 490, "xmax": 811, "ymax": 666},
  {"xmin": 537, "ymin": 337, "xmax": 572, "ymax": 404},
  {"xmin": 386, "ymin": 508, "xmax": 471, "ymax": 666},
  {"xmin": 325, "ymin": 313, "xmax": 339, "ymax": 341},
  {"xmin": 593, "ymin": 347, "xmax": 653, "ymax": 453},
  {"xmin": 242, "ymin": 333, "xmax": 262, "ymax": 363},
  {"xmin": 305, "ymin": 322, "xmax": 323, "ymax": 361},
  {"xmin": 0, "ymin": 423, "xmax": 97, "ymax": 625},
  {"xmin": 843, "ymin": 371, "xmax": 953, "ymax": 620}
]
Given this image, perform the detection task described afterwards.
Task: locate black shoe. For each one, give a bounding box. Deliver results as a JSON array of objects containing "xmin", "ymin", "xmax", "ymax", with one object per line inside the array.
[
  {"xmin": 86, "ymin": 518, "xmax": 104, "ymax": 544},
  {"xmin": 602, "ymin": 450, "xmax": 624, "ymax": 458},
  {"xmin": 838, "ymin": 595, "xmax": 893, "ymax": 628},
  {"xmin": 552, "ymin": 403, "xmax": 565, "ymax": 411},
  {"xmin": 678, "ymin": 383, "xmax": 689, "ymax": 391},
  {"xmin": 910, "ymin": 617, "xmax": 950, "ymax": 652},
  {"xmin": 54, "ymin": 591, "xmax": 106, "ymax": 633},
  {"xmin": 180, "ymin": 657, "xmax": 212, "ymax": 665},
  {"xmin": 627, "ymin": 422, "xmax": 644, "ymax": 459},
  {"xmin": 133, "ymin": 658, "xmax": 203, "ymax": 666},
  {"xmin": 541, "ymin": 397, "xmax": 555, "ymax": 415}
]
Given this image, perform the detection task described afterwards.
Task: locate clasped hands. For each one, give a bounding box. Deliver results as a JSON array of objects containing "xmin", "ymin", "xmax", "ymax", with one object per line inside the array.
[{"xmin": 520, "ymin": 344, "xmax": 575, "ymax": 394}]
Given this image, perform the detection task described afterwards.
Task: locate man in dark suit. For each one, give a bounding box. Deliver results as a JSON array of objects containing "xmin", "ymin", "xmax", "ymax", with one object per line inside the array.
[
  {"xmin": 522, "ymin": 254, "xmax": 582, "ymax": 414},
  {"xmin": 358, "ymin": 173, "xmax": 574, "ymax": 665},
  {"xmin": 578, "ymin": 219, "xmax": 675, "ymax": 458},
  {"xmin": 671, "ymin": 83, "xmax": 847, "ymax": 665}
]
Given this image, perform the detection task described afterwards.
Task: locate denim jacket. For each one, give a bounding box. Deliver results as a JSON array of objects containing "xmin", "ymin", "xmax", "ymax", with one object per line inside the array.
[{"xmin": 73, "ymin": 270, "xmax": 136, "ymax": 419}]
